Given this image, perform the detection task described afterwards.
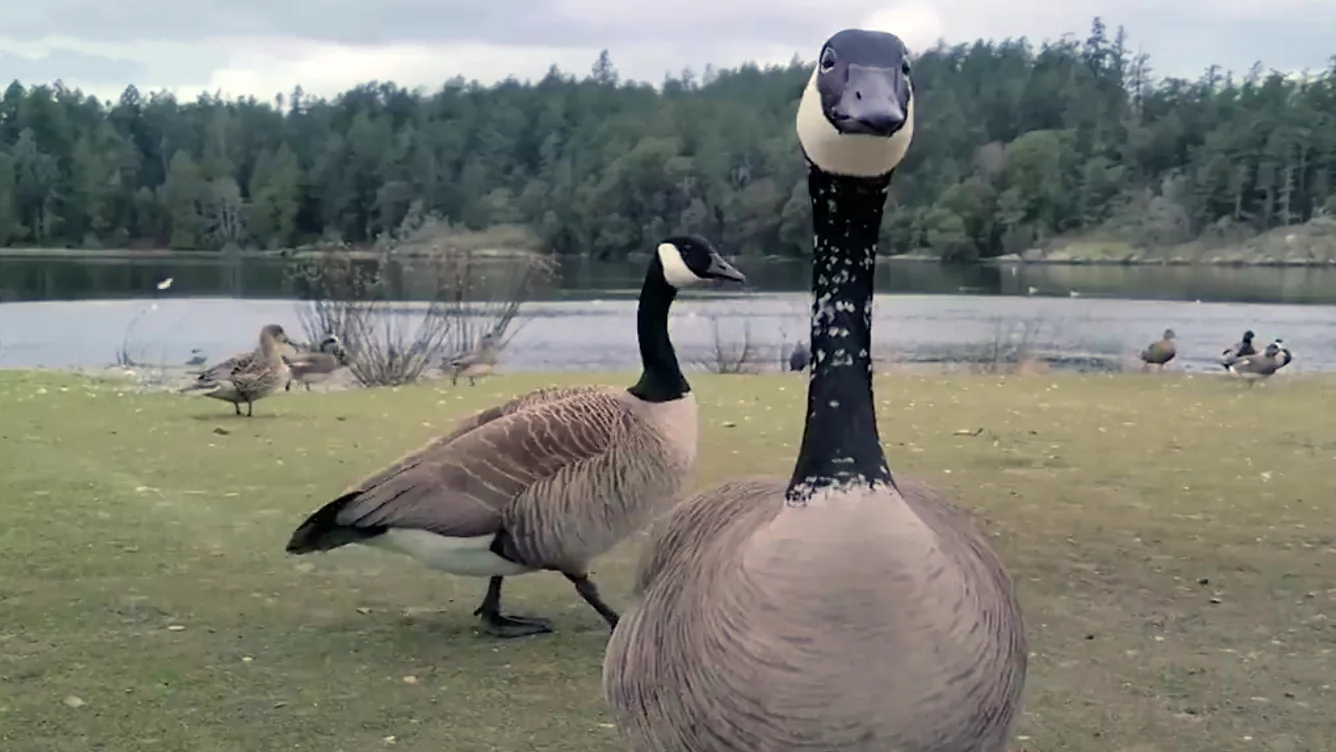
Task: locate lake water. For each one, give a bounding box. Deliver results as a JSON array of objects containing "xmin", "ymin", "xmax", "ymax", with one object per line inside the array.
[{"xmin": 2, "ymin": 253, "xmax": 1335, "ymax": 373}]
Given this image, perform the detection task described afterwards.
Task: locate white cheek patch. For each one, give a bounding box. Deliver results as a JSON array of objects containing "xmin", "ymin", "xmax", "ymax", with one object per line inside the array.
[
  {"xmin": 795, "ymin": 68, "xmax": 915, "ymax": 178},
  {"xmin": 657, "ymin": 243, "xmax": 701, "ymax": 288}
]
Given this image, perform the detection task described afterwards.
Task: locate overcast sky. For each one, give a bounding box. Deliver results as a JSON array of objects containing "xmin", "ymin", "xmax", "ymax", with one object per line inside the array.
[{"xmin": 1, "ymin": 1, "xmax": 1332, "ymax": 102}]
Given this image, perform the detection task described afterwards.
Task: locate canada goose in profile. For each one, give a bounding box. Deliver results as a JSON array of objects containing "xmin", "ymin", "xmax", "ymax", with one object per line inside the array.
[
  {"xmin": 284, "ymin": 334, "xmax": 348, "ymax": 391},
  {"xmin": 1227, "ymin": 340, "xmax": 1292, "ymax": 384},
  {"xmin": 604, "ymin": 30, "xmax": 1026, "ymax": 752},
  {"xmin": 1219, "ymin": 329, "xmax": 1256, "ymax": 370},
  {"xmin": 179, "ymin": 324, "xmax": 292, "ymax": 416},
  {"xmin": 448, "ymin": 332, "xmax": 500, "ymax": 386},
  {"xmin": 786, "ymin": 340, "xmax": 810, "ymax": 372},
  {"xmin": 284, "ymin": 236, "xmax": 745, "ymax": 638},
  {"xmin": 1139, "ymin": 328, "xmax": 1176, "ymax": 371}
]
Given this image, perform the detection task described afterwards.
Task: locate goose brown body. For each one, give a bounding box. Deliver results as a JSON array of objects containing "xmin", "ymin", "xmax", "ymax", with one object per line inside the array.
[
  {"xmin": 318, "ymin": 385, "xmax": 698, "ymax": 574},
  {"xmin": 604, "ymin": 28, "xmax": 1026, "ymax": 752},
  {"xmin": 608, "ymin": 475, "xmax": 1025, "ymax": 751},
  {"xmin": 285, "ymin": 237, "xmax": 744, "ymax": 636}
]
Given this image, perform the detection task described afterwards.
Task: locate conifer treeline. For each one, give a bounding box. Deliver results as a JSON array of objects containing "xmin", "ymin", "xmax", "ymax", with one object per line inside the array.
[{"xmin": 1, "ymin": 18, "xmax": 1333, "ymax": 260}]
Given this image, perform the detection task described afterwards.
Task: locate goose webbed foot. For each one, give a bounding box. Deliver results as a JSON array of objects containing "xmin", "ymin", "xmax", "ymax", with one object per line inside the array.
[
  {"xmin": 473, "ymin": 576, "xmax": 553, "ymax": 638},
  {"xmin": 565, "ymin": 572, "xmax": 620, "ymax": 631},
  {"xmin": 476, "ymin": 610, "xmax": 553, "ymax": 638},
  {"xmin": 233, "ymin": 402, "xmax": 242, "ymax": 416}
]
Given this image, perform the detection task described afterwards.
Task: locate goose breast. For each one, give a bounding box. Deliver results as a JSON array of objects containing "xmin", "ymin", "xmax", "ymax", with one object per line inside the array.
[{"xmin": 605, "ymin": 476, "xmax": 1026, "ymax": 752}]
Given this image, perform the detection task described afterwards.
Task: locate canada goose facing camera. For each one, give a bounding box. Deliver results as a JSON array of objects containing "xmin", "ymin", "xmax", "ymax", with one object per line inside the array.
[
  {"xmin": 179, "ymin": 324, "xmax": 292, "ymax": 416},
  {"xmin": 603, "ymin": 29, "xmax": 1026, "ymax": 752},
  {"xmin": 1140, "ymin": 328, "xmax": 1176, "ymax": 371},
  {"xmin": 285, "ymin": 236, "xmax": 745, "ymax": 638},
  {"xmin": 285, "ymin": 334, "xmax": 348, "ymax": 391}
]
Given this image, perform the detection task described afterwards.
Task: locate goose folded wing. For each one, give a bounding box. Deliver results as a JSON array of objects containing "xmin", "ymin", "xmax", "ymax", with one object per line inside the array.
[
  {"xmin": 331, "ymin": 390, "xmax": 632, "ymax": 537},
  {"xmin": 434, "ymin": 385, "xmax": 609, "ymax": 445}
]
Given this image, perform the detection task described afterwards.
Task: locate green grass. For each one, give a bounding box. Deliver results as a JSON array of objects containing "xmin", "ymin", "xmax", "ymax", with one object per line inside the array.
[{"xmin": 2, "ymin": 370, "xmax": 1334, "ymax": 752}]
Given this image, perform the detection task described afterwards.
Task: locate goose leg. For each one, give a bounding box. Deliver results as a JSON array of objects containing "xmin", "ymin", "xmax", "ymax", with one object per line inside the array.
[
  {"xmin": 564, "ymin": 572, "xmax": 620, "ymax": 630},
  {"xmin": 473, "ymin": 576, "xmax": 553, "ymax": 638},
  {"xmin": 285, "ymin": 380, "xmax": 293, "ymax": 392},
  {"xmin": 234, "ymin": 402, "xmax": 242, "ymax": 416},
  {"xmin": 245, "ymin": 400, "xmax": 254, "ymax": 417}
]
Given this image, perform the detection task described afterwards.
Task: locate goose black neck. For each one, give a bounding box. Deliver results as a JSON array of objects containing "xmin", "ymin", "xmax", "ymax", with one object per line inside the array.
[
  {"xmin": 786, "ymin": 167, "xmax": 895, "ymax": 501},
  {"xmin": 627, "ymin": 261, "xmax": 690, "ymax": 402}
]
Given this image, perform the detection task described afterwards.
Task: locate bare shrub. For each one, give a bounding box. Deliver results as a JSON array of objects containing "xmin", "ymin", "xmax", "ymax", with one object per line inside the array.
[
  {"xmin": 288, "ymin": 215, "xmax": 557, "ymax": 387},
  {"xmin": 696, "ymin": 315, "xmax": 762, "ymax": 374},
  {"xmin": 114, "ymin": 308, "xmax": 151, "ymax": 367},
  {"xmin": 963, "ymin": 315, "xmax": 1061, "ymax": 375}
]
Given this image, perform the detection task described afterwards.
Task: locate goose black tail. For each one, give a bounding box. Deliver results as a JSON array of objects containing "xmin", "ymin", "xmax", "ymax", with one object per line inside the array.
[{"xmin": 285, "ymin": 491, "xmax": 387, "ymax": 554}]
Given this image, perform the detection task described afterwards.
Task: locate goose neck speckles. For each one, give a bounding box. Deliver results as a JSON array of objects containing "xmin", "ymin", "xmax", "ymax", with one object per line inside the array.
[
  {"xmin": 785, "ymin": 167, "xmax": 894, "ymax": 503},
  {"xmin": 628, "ymin": 257, "xmax": 691, "ymax": 403}
]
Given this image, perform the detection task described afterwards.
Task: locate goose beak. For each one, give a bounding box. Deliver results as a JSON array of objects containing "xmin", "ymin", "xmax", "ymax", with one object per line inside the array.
[
  {"xmin": 831, "ymin": 64, "xmax": 906, "ymax": 137},
  {"xmin": 705, "ymin": 255, "xmax": 746, "ymax": 284}
]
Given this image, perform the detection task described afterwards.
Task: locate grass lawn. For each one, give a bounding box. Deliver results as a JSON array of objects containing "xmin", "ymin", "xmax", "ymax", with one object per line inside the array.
[{"xmin": 1, "ymin": 369, "xmax": 1333, "ymax": 752}]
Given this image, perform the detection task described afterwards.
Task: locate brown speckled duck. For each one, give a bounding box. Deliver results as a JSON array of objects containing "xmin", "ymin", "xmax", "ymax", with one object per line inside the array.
[
  {"xmin": 179, "ymin": 324, "xmax": 292, "ymax": 416},
  {"xmin": 1139, "ymin": 328, "xmax": 1176, "ymax": 371}
]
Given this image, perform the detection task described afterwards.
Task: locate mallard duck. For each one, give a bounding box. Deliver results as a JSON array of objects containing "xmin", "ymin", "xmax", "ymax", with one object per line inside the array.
[
  {"xmin": 1227, "ymin": 339, "xmax": 1292, "ymax": 384},
  {"xmin": 1139, "ymin": 328, "xmax": 1176, "ymax": 371},
  {"xmin": 284, "ymin": 334, "xmax": 349, "ymax": 391},
  {"xmin": 1219, "ymin": 329, "xmax": 1256, "ymax": 370},
  {"xmin": 179, "ymin": 324, "xmax": 292, "ymax": 416},
  {"xmin": 447, "ymin": 332, "xmax": 500, "ymax": 386},
  {"xmin": 787, "ymin": 340, "xmax": 811, "ymax": 372}
]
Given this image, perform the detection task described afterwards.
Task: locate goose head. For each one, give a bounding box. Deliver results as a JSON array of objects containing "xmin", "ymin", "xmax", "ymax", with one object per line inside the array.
[
  {"xmin": 655, "ymin": 235, "xmax": 746, "ymax": 289},
  {"xmin": 1242, "ymin": 330, "xmax": 1255, "ymax": 342},
  {"xmin": 1162, "ymin": 328, "xmax": 1176, "ymax": 340},
  {"xmin": 797, "ymin": 28, "xmax": 915, "ymax": 179}
]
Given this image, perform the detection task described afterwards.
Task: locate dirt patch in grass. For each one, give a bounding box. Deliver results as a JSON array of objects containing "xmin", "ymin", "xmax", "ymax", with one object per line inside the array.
[{"xmin": 1, "ymin": 370, "xmax": 1333, "ymax": 752}]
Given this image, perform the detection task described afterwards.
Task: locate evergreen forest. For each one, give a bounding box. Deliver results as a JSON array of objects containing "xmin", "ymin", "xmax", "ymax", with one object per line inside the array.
[{"xmin": 1, "ymin": 18, "xmax": 1335, "ymax": 262}]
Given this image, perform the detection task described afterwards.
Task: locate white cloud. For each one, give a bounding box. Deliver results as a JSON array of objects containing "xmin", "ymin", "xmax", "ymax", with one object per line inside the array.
[{"xmin": 0, "ymin": 1, "xmax": 1332, "ymax": 102}]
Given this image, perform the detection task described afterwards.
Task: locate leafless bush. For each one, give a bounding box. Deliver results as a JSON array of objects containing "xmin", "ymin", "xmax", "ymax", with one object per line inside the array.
[
  {"xmin": 114, "ymin": 308, "xmax": 151, "ymax": 367},
  {"xmin": 695, "ymin": 315, "xmax": 762, "ymax": 374},
  {"xmin": 963, "ymin": 315, "xmax": 1060, "ymax": 374},
  {"xmin": 288, "ymin": 215, "xmax": 557, "ymax": 387}
]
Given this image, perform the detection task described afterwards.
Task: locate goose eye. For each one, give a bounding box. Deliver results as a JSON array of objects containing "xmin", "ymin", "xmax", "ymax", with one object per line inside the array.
[{"xmin": 819, "ymin": 49, "xmax": 836, "ymax": 72}]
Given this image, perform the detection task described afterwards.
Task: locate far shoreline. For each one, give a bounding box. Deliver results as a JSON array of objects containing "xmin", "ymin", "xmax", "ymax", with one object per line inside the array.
[{"xmin": 5, "ymin": 248, "xmax": 1336, "ymax": 268}]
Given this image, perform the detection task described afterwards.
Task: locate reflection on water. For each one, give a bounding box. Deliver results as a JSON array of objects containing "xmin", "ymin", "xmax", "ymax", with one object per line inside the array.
[
  {"xmin": 3, "ymin": 252, "xmax": 1335, "ymax": 373},
  {"xmin": 3, "ymin": 295, "xmax": 1334, "ymax": 373},
  {"xmin": 3, "ymin": 253, "xmax": 1336, "ymax": 305}
]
